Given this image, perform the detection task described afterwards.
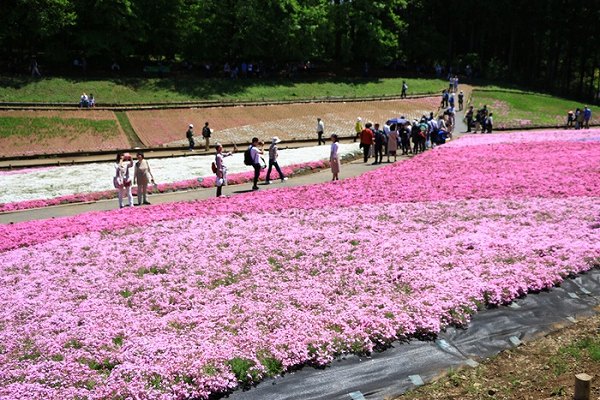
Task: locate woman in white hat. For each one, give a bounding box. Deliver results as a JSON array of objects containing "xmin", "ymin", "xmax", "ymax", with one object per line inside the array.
[{"xmin": 265, "ymin": 136, "xmax": 288, "ymax": 184}]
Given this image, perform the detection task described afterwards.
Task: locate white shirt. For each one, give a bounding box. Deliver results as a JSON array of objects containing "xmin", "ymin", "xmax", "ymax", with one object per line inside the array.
[
  {"xmin": 317, "ymin": 120, "xmax": 324, "ymax": 133},
  {"xmin": 250, "ymin": 145, "xmax": 260, "ymax": 164}
]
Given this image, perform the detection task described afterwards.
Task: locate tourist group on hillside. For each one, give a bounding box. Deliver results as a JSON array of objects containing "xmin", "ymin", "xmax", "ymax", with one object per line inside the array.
[{"xmin": 566, "ymin": 106, "xmax": 592, "ymax": 129}]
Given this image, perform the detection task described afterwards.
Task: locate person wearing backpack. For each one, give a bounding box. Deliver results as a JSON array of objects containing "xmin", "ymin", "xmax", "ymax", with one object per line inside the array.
[
  {"xmin": 248, "ymin": 137, "xmax": 264, "ymax": 191},
  {"xmin": 214, "ymin": 143, "xmax": 235, "ymax": 197},
  {"xmin": 202, "ymin": 121, "xmax": 212, "ymax": 151},
  {"xmin": 186, "ymin": 124, "xmax": 195, "ymax": 151}
]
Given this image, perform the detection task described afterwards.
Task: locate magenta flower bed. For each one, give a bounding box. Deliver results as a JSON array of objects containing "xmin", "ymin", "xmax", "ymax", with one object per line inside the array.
[
  {"xmin": 0, "ymin": 160, "xmax": 329, "ymax": 213},
  {"xmin": 0, "ymin": 130, "xmax": 599, "ymax": 399}
]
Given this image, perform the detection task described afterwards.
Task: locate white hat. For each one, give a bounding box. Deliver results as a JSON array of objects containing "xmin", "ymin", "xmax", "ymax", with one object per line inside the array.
[
  {"xmin": 271, "ymin": 136, "xmax": 281, "ymax": 144},
  {"xmin": 357, "ymin": 117, "xmax": 362, "ymax": 121},
  {"xmin": 189, "ymin": 124, "xmax": 193, "ymax": 128}
]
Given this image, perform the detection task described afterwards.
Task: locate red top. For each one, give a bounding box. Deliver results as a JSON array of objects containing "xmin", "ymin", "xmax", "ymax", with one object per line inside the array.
[{"xmin": 360, "ymin": 128, "xmax": 374, "ymax": 145}]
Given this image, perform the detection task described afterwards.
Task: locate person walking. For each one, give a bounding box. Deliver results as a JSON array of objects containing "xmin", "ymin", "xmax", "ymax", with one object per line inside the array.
[
  {"xmin": 360, "ymin": 122, "xmax": 374, "ymax": 163},
  {"xmin": 458, "ymin": 90, "xmax": 464, "ymax": 111},
  {"xmin": 133, "ymin": 152, "xmax": 155, "ymax": 205},
  {"xmin": 249, "ymin": 137, "xmax": 264, "ymax": 191},
  {"xmin": 330, "ymin": 134, "xmax": 341, "ymax": 181},
  {"xmin": 316, "ymin": 117, "xmax": 325, "ymax": 145},
  {"xmin": 186, "ymin": 124, "xmax": 195, "ymax": 151},
  {"xmin": 202, "ymin": 122, "xmax": 212, "ymax": 151},
  {"xmin": 214, "ymin": 143, "xmax": 235, "ymax": 197},
  {"xmin": 114, "ymin": 152, "xmax": 134, "ymax": 208},
  {"xmin": 265, "ymin": 136, "xmax": 288, "ymax": 184}
]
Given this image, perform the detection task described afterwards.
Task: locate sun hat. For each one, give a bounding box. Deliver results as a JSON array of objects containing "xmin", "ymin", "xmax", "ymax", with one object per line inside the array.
[
  {"xmin": 271, "ymin": 136, "xmax": 281, "ymax": 144},
  {"xmin": 189, "ymin": 124, "xmax": 193, "ymax": 128}
]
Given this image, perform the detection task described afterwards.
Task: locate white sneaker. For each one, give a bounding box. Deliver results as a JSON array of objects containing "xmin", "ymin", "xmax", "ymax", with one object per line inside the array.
[
  {"xmin": 265, "ymin": 181, "xmax": 271, "ymax": 185},
  {"xmin": 281, "ymin": 177, "xmax": 288, "ymax": 182}
]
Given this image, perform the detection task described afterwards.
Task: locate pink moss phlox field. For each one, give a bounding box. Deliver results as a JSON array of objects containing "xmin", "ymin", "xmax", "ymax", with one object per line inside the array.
[
  {"xmin": 1, "ymin": 197, "xmax": 599, "ymax": 399},
  {"xmin": 0, "ymin": 160, "xmax": 328, "ymax": 213},
  {"xmin": 1, "ymin": 129, "xmax": 600, "ymax": 398},
  {"xmin": 1, "ymin": 136, "xmax": 599, "ymax": 252}
]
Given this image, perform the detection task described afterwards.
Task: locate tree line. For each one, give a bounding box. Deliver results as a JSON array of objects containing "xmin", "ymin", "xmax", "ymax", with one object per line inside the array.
[{"xmin": 1, "ymin": 0, "xmax": 598, "ymax": 101}]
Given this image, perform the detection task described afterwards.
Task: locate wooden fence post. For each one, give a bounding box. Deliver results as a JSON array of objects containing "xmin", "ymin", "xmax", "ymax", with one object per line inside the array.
[{"xmin": 574, "ymin": 373, "xmax": 592, "ymax": 400}]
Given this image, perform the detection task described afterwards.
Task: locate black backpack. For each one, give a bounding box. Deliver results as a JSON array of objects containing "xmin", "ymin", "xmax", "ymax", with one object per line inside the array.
[
  {"xmin": 243, "ymin": 147, "xmax": 254, "ymax": 166},
  {"xmin": 202, "ymin": 126, "xmax": 211, "ymax": 138}
]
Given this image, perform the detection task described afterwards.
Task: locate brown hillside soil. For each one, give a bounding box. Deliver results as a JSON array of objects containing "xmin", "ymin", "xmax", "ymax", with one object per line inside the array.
[
  {"xmin": 392, "ymin": 311, "xmax": 600, "ymax": 400},
  {"xmin": 0, "ymin": 110, "xmax": 129, "ymax": 157},
  {"xmin": 127, "ymin": 97, "xmax": 441, "ymax": 147}
]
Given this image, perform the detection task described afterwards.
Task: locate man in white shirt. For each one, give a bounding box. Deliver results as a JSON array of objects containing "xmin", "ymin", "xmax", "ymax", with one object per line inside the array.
[{"xmin": 317, "ymin": 118, "xmax": 325, "ymax": 145}]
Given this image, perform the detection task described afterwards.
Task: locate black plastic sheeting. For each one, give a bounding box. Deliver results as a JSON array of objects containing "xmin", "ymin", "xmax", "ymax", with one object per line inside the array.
[{"xmin": 224, "ymin": 268, "xmax": 600, "ymax": 400}]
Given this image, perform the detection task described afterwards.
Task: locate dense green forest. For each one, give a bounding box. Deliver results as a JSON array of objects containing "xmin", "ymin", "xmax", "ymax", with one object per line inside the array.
[{"xmin": 1, "ymin": 0, "xmax": 599, "ymax": 101}]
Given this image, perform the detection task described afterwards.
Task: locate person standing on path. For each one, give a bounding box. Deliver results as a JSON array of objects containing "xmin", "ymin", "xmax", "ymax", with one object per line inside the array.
[
  {"xmin": 354, "ymin": 117, "xmax": 363, "ymax": 142},
  {"xmin": 360, "ymin": 122, "xmax": 374, "ymax": 163},
  {"xmin": 214, "ymin": 143, "xmax": 235, "ymax": 197},
  {"xmin": 583, "ymin": 106, "xmax": 592, "ymax": 129},
  {"xmin": 133, "ymin": 152, "xmax": 155, "ymax": 205},
  {"xmin": 265, "ymin": 136, "xmax": 288, "ymax": 184},
  {"xmin": 401, "ymin": 81, "xmax": 408, "ymax": 98},
  {"xmin": 317, "ymin": 117, "xmax": 325, "ymax": 145},
  {"xmin": 458, "ymin": 90, "xmax": 464, "ymax": 111},
  {"xmin": 186, "ymin": 124, "xmax": 195, "ymax": 151},
  {"xmin": 202, "ymin": 122, "xmax": 212, "ymax": 151},
  {"xmin": 387, "ymin": 124, "xmax": 399, "ymax": 162},
  {"xmin": 114, "ymin": 152, "xmax": 134, "ymax": 208},
  {"xmin": 249, "ymin": 137, "xmax": 264, "ymax": 191},
  {"xmin": 465, "ymin": 106, "xmax": 474, "ymax": 132},
  {"xmin": 373, "ymin": 123, "xmax": 386, "ymax": 165},
  {"xmin": 330, "ymin": 134, "xmax": 341, "ymax": 181}
]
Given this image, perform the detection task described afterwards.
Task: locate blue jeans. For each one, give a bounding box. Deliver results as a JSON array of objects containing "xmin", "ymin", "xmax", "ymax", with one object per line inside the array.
[{"xmin": 266, "ymin": 160, "xmax": 284, "ymax": 181}]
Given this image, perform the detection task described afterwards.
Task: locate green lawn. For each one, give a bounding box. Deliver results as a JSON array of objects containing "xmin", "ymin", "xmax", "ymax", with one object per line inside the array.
[
  {"xmin": 470, "ymin": 89, "xmax": 597, "ymax": 128},
  {"xmin": 0, "ymin": 76, "xmax": 445, "ymax": 104},
  {"xmin": 0, "ymin": 116, "xmax": 118, "ymax": 139}
]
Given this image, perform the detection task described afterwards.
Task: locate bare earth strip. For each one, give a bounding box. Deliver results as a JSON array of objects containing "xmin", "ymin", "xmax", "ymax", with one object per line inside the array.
[
  {"xmin": 0, "ymin": 110, "xmax": 130, "ymax": 157},
  {"xmin": 127, "ymin": 97, "xmax": 441, "ymax": 147}
]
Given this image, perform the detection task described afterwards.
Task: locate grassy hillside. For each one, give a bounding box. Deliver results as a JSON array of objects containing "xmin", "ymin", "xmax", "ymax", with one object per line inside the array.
[{"xmin": 0, "ymin": 76, "xmax": 445, "ymax": 104}]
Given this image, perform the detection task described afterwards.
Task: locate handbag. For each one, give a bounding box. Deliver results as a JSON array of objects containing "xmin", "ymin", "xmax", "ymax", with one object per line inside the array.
[{"xmin": 113, "ymin": 176, "xmax": 123, "ymax": 188}]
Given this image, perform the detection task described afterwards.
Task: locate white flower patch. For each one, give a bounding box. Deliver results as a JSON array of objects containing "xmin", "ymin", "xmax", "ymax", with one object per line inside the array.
[{"xmin": 0, "ymin": 144, "xmax": 359, "ymax": 203}]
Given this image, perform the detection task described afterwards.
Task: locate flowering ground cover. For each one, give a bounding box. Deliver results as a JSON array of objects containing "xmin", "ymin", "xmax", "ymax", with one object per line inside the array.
[
  {"xmin": 0, "ymin": 129, "xmax": 599, "ymax": 399},
  {"xmin": 0, "ymin": 144, "xmax": 360, "ymax": 212}
]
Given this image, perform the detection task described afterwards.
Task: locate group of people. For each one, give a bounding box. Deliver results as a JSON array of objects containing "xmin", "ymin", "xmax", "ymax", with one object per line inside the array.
[
  {"xmin": 357, "ymin": 113, "xmax": 454, "ymax": 163},
  {"xmin": 79, "ymin": 93, "xmax": 95, "ymax": 108},
  {"xmin": 567, "ymin": 106, "xmax": 592, "ymax": 129},
  {"xmin": 465, "ymin": 105, "xmax": 493, "ymax": 133},
  {"xmin": 113, "ymin": 152, "xmax": 155, "ymax": 208},
  {"xmin": 441, "ymin": 89, "xmax": 464, "ymax": 111},
  {"xmin": 212, "ymin": 136, "xmax": 293, "ymax": 197},
  {"xmin": 186, "ymin": 122, "xmax": 212, "ymax": 151}
]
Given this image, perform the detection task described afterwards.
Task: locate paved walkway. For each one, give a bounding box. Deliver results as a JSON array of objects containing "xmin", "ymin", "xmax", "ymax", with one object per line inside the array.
[{"xmin": 1, "ymin": 97, "xmax": 469, "ymax": 225}]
